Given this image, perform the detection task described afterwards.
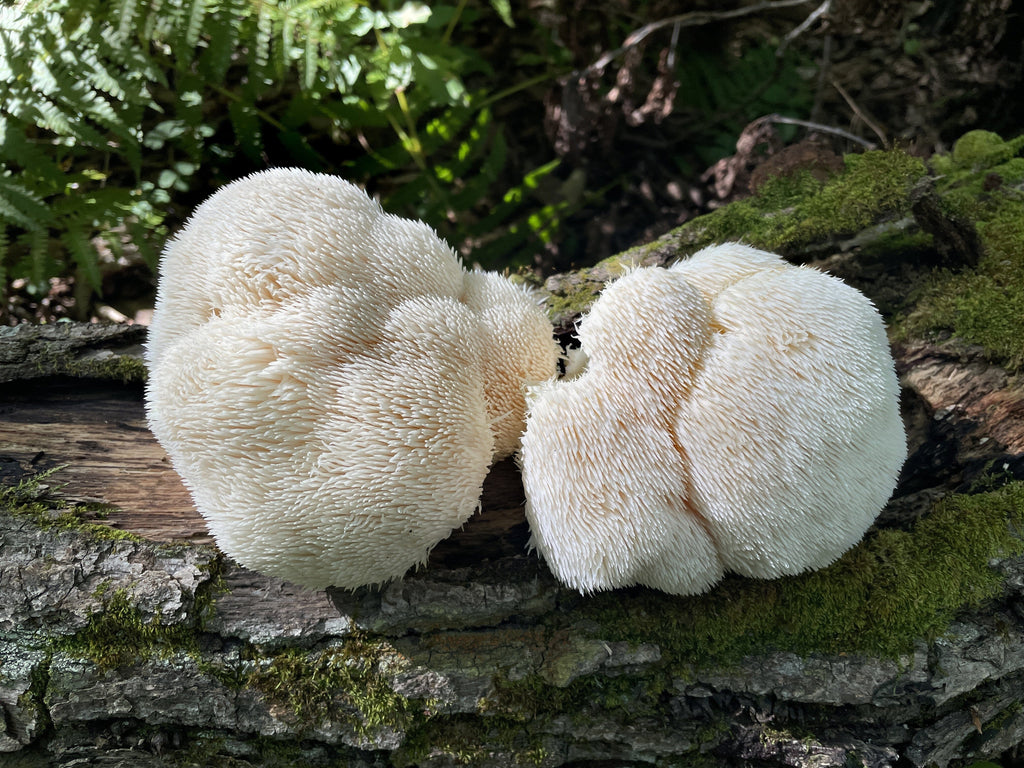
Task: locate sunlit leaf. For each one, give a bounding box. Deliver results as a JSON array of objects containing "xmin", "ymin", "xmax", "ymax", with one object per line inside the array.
[
  {"xmin": 489, "ymin": 0, "xmax": 513, "ymax": 27},
  {"xmin": 389, "ymin": 2, "xmax": 430, "ymax": 29}
]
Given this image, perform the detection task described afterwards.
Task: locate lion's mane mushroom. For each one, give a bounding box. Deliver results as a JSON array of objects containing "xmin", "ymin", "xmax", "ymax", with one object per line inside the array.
[
  {"xmin": 520, "ymin": 242, "xmax": 906, "ymax": 595},
  {"xmin": 146, "ymin": 169, "xmax": 559, "ymax": 590}
]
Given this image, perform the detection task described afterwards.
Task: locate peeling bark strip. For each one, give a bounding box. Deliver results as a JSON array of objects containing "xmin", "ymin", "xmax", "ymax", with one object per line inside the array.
[
  {"xmin": 896, "ymin": 340, "xmax": 1024, "ymax": 455},
  {"xmin": 1, "ymin": 320, "xmax": 1023, "ymax": 767}
]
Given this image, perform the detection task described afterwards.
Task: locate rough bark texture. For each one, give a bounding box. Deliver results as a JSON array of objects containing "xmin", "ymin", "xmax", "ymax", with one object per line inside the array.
[{"xmin": 3, "ymin": 141, "xmax": 1024, "ymax": 767}]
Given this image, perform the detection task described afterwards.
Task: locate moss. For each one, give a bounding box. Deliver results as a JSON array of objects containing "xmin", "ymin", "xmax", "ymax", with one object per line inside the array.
[
  {"xmin": 15, "ymin": 651, "xmax": 53, "ymax": 738},
  {"xmin": 896, "ymin": 131, "xmax": 1024, "ymax": 366},
  {"xmin": 246, "ymin": 633, "xmax": 420, "ymax": 738},
  {"xmin": 944, "ymin": 130, "xmax": 1024, "ymax": 171},
  {"xmin": 0, "ymin": 466, "xmax": 142, "ymax": 543},
  {"xmin": 31, "ymin": 339, "xmax": 148, "ymax": 384},
  {"xmin": 50, "ymin": 550, "xmax": 221, "ymax": 671},
  {"xmin": 397, "ymin": 714, "xmax": 548, "ymax": 768},
  {"xmin": 542, "ymin": 135, "xmax": 1023, "ymax": 366},
  {"xmin": 57, "ymin": 588, "xmax": 199, "ymax": 670},
  {"xmin": 541, "ymin": 148, "xmax": 927, "ymax": 328},
  {"xmin": 541, "ymin": 254, "xmax": 638, "ymax": 327},
  {"xmin": 673, "ymin": 149, "xmax": 926, "ymax": 254},
  {"xmin": 397, "ymin": 484, "xmax": 1023, "ymax": 761},
  {"xmin": 571, "ymin": 482, "xmax": 1024, "ymax": 667},
  {"xmin": 62, "ymin": 352, "xmax": 148, "ymax": 384},
  {"xmin": 542, "ymin": 275, "xmax": 603, "ymax": 326},
  {"xmin": 489, "ymin": 667, "xmax": 670, "ymax": 724},
  {"xmin": 984, "ymin": 700, "xmax": 1023, "ymax": 734}
]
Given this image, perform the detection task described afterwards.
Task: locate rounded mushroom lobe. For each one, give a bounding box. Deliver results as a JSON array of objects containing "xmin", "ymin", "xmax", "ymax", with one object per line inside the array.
[
  {"xmin": 521, "ymin": 242, "xmax": 906, "ymax": 595},
  {"xmin": 146, "ymin": 169, "xmax": 558, "ymax": 590},
  {"xmin": 461, "ymin": 270, "xmax": 562, "ymax": 458}
]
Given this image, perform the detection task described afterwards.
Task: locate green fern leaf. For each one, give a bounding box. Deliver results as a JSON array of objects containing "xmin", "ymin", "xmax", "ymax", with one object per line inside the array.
[
  {"xmin": 303, "ymin": 24, "xmax": 317, "ymax": 90},
  {"xmin": 141, "ymin": 0, "xmax": 164, "ymax": 39},
  {"xmin": 183, "ymin": 0, "xmax": 206, "ymax": 47},
  {"xmin": 0, "ymin": 220, "xmax": 9, "ymax": 300},
  {"xmin": 33, "ymin": 96, "xmax": 107, "ymax": 148},
  {"xmin": 114, "ymin": 0, "xmax": 138, "ymax": 45},
  {"xmin": 488, "ymin": 0, "xmax": 513, "ymax": 27},
  {"xmin": 251, "ymin": 0, "xmax": 274, "ymax": 81},
  {"xmin": 61, "ymin": 225, "xmax": 102, "ymax": 292},
  {"xmin": 0, "ymin": 123, "xmax": 66, "ymax": 187},
  {"xmin": 199, "ymin": 0, "xmax": 244, "ymax": 82},
  {"xmin": 0, "ymin": 173, "xmax": 53, "ymax": 230},
  {"xmin": 228, "ymin": 99, "xmax": 263, "ymax": 162},
  {"xmin": 26, "ymin": 227, "xmax": 52, "ymax": 296}
]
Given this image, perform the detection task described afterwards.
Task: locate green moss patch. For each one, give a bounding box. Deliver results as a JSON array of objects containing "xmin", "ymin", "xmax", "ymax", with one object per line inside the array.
[
  {"xmin": 396, "ymin": 714, "xmax": 547, "ymax": 767},
  {"xmin": 894, "ymin": 131, "xmax": 1024, "ymax": 367},
  {"xmin": 574, "ymin": 481, "xmax": 1024, "ymax": 666},
  {"xmin": 671, "ymin": 149, "xmax": 926, "ymax": 255},
  {"xmin": 57, "ymin": 588, "xmax": 199, "ymax": 670},
  {"xmin": 0, "ymin": 466, "xmax": 141, "ymax": 543},
  {"xmin": 246, "ymin": 634, "xmax": 422, "ymax": 738},
  {"xmin": 64, "ymin": 352, "xmax": 148, "ymax": 384}
]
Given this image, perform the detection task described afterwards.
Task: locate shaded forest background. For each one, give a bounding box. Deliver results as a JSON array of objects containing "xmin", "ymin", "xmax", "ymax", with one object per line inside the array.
[{"xmin": 0, "ymin": 0, "xmax": 1021, "ymax": 325}]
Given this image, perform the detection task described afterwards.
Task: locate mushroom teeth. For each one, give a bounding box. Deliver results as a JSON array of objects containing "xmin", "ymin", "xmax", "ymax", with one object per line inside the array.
[
  {"xmin": 520, "ymin": 242, "xmax": 907, "ymax": 596},
  {"xmin": 145, "ymin": 169, "xmax": 559, "ymax": 590}
]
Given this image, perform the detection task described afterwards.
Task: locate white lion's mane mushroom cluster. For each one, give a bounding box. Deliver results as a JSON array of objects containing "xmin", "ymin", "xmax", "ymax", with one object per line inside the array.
[
  {"xmin": 145, "ymin": 169, "xmax": 559, "ymax": 590},
  {"xmin": 147, "ymin": 170, "xmax": 906, "ymax": 595},
  {"xmin": 520, "ymin": 243, "xmax": 907, "ymax": 595}
]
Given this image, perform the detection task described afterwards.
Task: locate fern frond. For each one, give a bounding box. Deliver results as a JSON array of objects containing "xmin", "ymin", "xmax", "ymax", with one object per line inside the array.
[
  {"xmin": 61, "ymin": 224, "xmax": 102, "ymax": 292},
  {"xmin": 141, "ymin": 0, "xmax": 164, "ymax": 40},
  {"xmin": 113, "ymin": 0, "xmax": 139, "ymax": 46},
  {"xmin": 0, "ymin": 219, "xmax": 9, "ymax": 301},
  {"xmin": 183, "ymin": 0, "xmax": 207, "ymax": 48},
  {"xmin": 0, "ymin": 173, "xmax": 53, "ymax": 230},
  {"xmin": 250, "ymin": 0, "xmax": 275, "ymax": 81},
  {"xmin": 0, "ymin": 123, "xmax": 65, "ymax": 187},
  {"xmin": 200, "ymin": 0, "xmax": 245, "ymax": 82},
  {"xmin": 228, "ymin": 99, "xmax": 263, "ymax": 161},
  {"xmin": 32, "ymin": 96, "xmax": 107, "ymax": 149},
  {"xmin": 303, "ymin": 23, "xmax": 317, "ymax": 89},
  {"xmin": 27, "ymin": 227, "xmax": 53, "ymax": 295}
]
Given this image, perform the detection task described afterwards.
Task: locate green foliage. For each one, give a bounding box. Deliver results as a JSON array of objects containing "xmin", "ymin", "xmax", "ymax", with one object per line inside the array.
[
  {"xmin": 0, "ymin": 0, "xmax": 534, "ymax": 311},
  {"xmin": 674, "ymin": 43, "xmax": 815, "ymax": 166}
]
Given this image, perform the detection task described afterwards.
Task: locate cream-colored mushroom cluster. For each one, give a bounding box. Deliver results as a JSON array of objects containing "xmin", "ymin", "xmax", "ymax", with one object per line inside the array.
[
  {"xmin": 520, "ymin": 243, "xmax": 906, "ymax": 594},
  {"xmin": 146, "ymin": 169, "xmax": 558, "ymax": 589},
  {"xmin": 147, "ymin": 171, "xmax": 906, "ymax": 595}
]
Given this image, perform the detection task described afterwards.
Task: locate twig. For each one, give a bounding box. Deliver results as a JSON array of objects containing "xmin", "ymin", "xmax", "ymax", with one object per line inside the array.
[
  {"xmin": 764, "ymin": 113, "xmax": 876, "ymax": 148},
  {"xmin": 830, "ymin": 78, "xmax": 889, "ymax": 148},
  {"xmin": 586, "ymin": 0, "xmax": 814, "ymax": 74},
  {"xmin": 666, "ymin": 19, "xmax": 682, "ymax": 70},
  {"xmin": 776, "ymin": 0, "xmax": 831, "ymax": 57},
  {"xmin": 809, "ymin": 33, "xmax": 832, "ymax": 123}
]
